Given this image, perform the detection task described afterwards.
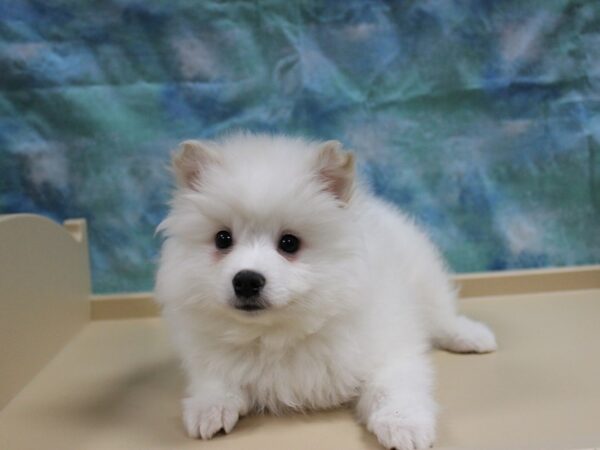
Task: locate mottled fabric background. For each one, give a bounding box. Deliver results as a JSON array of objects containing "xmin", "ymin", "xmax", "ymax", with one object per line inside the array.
[{"xmin": 1, "ymin": 0, "xmax": 599, "ymax": 293}]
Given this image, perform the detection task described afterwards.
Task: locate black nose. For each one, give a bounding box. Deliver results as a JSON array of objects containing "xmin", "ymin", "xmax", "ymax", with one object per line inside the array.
[{"xmin": 232, "ymin": 270, "xmax": 266, "ymax": 299}]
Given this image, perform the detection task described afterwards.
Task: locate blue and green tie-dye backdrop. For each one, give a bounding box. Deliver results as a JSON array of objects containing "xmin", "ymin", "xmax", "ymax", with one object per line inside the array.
[{"xmin": 1, "ymin": 1, "xmax": 599, "ymax": 293}]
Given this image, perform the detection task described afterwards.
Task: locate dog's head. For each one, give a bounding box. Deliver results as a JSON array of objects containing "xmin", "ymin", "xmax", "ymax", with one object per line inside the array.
[{"xmin": 156, "ymin": 133, "xmax": 361, "ymax": 324}]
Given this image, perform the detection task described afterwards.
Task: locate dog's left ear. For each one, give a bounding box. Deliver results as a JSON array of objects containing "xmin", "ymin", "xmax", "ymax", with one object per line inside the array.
[{"xmin": 315, "ymin": 140, "xmax": 355, "ymax": 204}]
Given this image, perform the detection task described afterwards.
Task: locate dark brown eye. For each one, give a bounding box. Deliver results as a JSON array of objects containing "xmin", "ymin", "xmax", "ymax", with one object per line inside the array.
[
  {"xmin": 215, "ymin": 230, "xmax": 233, "ymax": 250},
  {"xmin": 279, "ymin": 234, "xmax": 300, "ymax": 254}
]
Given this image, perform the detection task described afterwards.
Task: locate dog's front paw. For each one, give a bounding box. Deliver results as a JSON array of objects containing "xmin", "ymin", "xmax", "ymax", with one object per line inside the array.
[
  {"xmin": 182, "ymin": 397, "xmax": 240, "ymax": 440},
  {"xmin": 367, "ymin": 406, "xmax": 435, "ymax": 450}
]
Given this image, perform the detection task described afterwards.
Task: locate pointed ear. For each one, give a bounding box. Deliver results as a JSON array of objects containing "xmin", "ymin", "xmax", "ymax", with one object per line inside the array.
[
  {"xmin": 315, "ymin": 140, "xmax": 355, "ymax": 204},
  {"xmin": 171, "ymin": 140, "xmax": 220, "ymax": 189}
]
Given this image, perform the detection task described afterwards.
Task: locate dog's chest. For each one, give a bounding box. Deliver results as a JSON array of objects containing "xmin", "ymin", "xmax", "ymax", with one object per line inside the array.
[{"xmin": 236, "ymin": 333, "xmax": 363, "ymax": 412}]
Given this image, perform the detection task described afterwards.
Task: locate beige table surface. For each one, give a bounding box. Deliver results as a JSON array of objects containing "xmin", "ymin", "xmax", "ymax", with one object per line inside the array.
[{"xmin": 1, "ymin": 289, "xmax": 599, "ymax": 450}]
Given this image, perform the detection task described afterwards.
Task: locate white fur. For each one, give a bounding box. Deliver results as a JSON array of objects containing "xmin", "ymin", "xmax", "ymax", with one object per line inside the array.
[{"xmin": 155, "ymin": 132, "xmax": 497, "ymax": 450}]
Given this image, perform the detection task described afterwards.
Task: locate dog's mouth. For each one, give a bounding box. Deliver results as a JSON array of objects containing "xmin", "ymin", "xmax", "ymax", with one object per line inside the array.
[
  {"xmin": 235, "ymin": 303, "xmax": 265, "ymax": 312},
  {"xmin": 232, "ymin": 297, "xmax": 269, "ymax": 313}
]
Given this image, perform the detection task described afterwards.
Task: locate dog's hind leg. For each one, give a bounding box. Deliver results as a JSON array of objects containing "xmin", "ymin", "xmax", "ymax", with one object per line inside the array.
[
  {"xmin": 420, "ymin": 276, "xmax": 497, "ymax": 354},
  {"xmin": 431, "ymin": 313, "xmax": 497, "ymax": 354}
]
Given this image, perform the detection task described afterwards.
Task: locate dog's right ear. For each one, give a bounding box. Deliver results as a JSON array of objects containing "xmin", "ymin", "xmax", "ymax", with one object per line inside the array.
[
  {"xmin": 315, "ymin": 140, "xmax": 355, "ymax": 204},
  {"xmin": 171, "ymin": 140, "xmax": 220, "ymax": 189}
]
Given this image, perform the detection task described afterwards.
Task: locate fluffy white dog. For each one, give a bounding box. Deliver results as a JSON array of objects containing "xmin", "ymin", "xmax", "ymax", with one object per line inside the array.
[{"xmin": 155, "ymin": 132, "xmax": 497, "ymax": 449}]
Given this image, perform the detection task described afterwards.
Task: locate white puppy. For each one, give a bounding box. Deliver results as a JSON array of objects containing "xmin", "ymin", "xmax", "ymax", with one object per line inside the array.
[{"xmin": 155, "ymin": 132, "xmax": 496, "ymax": 450}]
